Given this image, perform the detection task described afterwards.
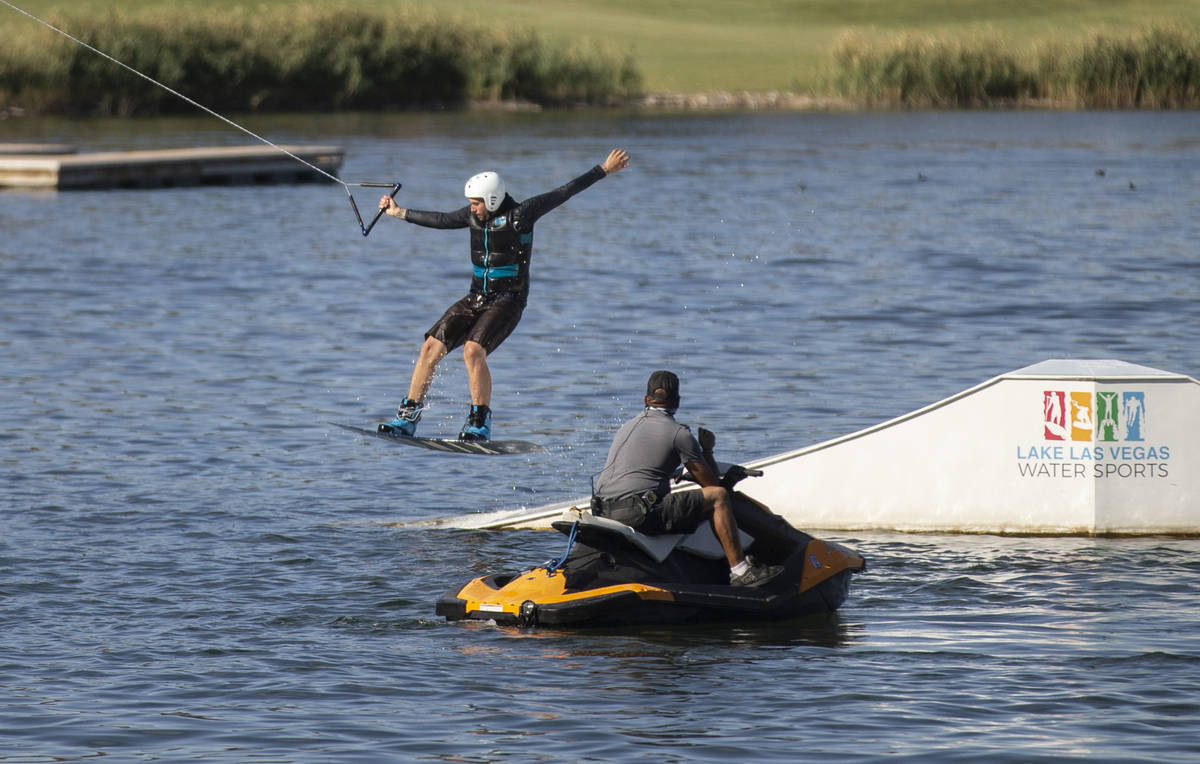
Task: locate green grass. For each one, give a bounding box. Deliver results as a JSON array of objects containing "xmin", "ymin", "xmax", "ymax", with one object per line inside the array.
[
  {"xmin": 7, "ymin": 0, "xmax": 1200, "ymax": 93},
  {"xmin": 3, "ymin": 0, "xmax": 1199, "ymax": 109},
  {"xmin": 1, "ymin": 3, "xmax": 641, "ymax": 114},
  {"xmin": 423, "ymin": 0, "xmax": 1200, "ymax": 93}
]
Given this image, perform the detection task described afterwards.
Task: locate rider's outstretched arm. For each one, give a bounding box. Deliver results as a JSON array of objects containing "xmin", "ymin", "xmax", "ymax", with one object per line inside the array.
[{"xmin": 516, "ymin": 149, "xmax": 630, "ymax": 227}]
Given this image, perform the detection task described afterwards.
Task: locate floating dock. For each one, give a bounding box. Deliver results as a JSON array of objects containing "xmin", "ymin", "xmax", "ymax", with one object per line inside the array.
[
  {"xmin": 428, "ymin": 360, "xmax": 1199, "ymax": 536},
  {"xmin": 0, "ymin": 144, "xmax": 344, "ymax": 189}
]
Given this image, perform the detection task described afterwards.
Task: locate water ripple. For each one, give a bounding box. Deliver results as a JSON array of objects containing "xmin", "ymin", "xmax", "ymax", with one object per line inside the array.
[{"xmin": 1, "ymin": 110, "xmax": 1198, "ymax": 762}]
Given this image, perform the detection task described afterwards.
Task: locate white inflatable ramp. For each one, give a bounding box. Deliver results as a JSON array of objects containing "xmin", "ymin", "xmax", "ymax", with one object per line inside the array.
[
  {"xmin": 408, "ymin": 502, "xmax": 577, "ymax": 531},
  {"xmin": 741, "ymin": 359, "xmax": 1198, "ymax": 535},
  {"xmin": 425, "ymin": 360, "xmax": 1198, "ymax": 535}
]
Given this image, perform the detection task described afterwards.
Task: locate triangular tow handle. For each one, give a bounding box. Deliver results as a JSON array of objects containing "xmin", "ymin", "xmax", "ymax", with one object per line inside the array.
[{"xmin": 347, "ymin": 182, "xmax": 403, "ymax": 237}]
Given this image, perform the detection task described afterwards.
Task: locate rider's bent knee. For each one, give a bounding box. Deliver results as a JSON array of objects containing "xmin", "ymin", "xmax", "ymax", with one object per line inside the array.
[
  {"xmin": 420, "ymin": 336, "xmax": 447, "ymax": 361},
  {"xmin": 462, "ymin": 341, "xmax": 487, "ymax": 363}
]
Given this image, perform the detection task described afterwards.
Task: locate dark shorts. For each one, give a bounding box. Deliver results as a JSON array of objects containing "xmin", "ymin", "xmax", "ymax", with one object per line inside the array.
[
  {"xmin": 593, "ymin": 489, "xmax": 709, "ymax": 535},
  {"xmin": 426, "ymin": 292, "xmax": 524, "ymax": 355}
]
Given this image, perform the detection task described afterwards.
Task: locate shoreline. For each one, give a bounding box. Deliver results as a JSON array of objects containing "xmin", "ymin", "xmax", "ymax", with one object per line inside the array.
[
  {"xmin": 471, "ymin": 91, "xmax": 1088, "ymax": 112},
  {"xmin": 465, "ymin": 91, "xmax": 859, "ymax": 112},
  {"xmin": 0, "ymin": 92, "xmax": 1161, "ymax": 120}
]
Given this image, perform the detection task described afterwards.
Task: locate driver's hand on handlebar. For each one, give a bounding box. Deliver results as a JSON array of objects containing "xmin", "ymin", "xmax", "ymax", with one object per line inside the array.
[
  {"xmin": 698, "ymin": 427, "xmax": 716, "ymax": 451},
  {"xmin": 720, "ymin": 464, "xmax": 748, "ymax": 490}
]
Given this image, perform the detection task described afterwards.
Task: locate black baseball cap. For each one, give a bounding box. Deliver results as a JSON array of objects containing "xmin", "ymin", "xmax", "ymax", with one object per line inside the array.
[{"xmin": 645, "ymin": 370, "xmax": 680, "ymax": 402}]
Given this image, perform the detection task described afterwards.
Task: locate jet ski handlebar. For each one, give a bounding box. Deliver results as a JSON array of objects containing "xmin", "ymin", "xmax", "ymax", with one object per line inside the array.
[{"xmin": 674, "ymin": 462, "xmax": 763, "ymax": 489}]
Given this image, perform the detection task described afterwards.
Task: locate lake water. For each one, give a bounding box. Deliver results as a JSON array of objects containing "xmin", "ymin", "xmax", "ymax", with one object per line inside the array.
[{"xmin": 2, "ymin": 109, "xmax": 1199, "ymax": 762}]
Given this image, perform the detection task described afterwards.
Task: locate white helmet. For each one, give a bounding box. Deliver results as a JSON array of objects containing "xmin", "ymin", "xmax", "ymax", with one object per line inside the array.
[{"xmin": 464, "ymin": 171, "xmax": 506, "ymax": 212}]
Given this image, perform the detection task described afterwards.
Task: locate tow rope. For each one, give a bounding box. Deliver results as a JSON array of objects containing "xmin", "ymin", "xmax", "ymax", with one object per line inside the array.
[
  {"xmin": 543, "ymin": 519, "xmax": 579, "ymax": 576},
  {"xmin": 2, "ymin": 0, "xmax": 399, "ymax": 237}
]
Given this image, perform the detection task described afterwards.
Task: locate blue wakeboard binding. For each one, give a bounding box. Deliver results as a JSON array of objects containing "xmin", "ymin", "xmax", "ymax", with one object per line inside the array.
[
  {"xmin": 378, "ymin": 398, "xmax": 423, "ymax": 436},
  {"xmin": 459, "ymin": 404, "xmax": 491, "ymax": 442}
]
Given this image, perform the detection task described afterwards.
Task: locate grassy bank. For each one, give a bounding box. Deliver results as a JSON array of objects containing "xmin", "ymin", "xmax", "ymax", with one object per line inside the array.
[
  {"xmin": 389, "ymin": 0, "xmax": 1200, "ymax": 99},
  {"xmin": 3, "ymin": 1, "xmax": 1199, "ymax": 113},
  {"xmin": 0, "ymin": 3, "xmax": 640, "ymax": 115},
  {"xmin": 833, "ymin": 25, "xmax": 1200, "ymax": 108}
]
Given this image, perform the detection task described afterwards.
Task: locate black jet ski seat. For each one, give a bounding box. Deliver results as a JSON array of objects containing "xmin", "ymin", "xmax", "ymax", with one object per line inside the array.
[{"xmin": 553, "ymin": 507, "xmax": 753, "ymax": 564}]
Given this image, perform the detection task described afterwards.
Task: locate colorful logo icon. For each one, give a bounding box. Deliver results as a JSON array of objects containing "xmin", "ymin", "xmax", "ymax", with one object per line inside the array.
[{"xmin": 1044, "ymin": 391, "xmax": 1145, "ymax": 442}]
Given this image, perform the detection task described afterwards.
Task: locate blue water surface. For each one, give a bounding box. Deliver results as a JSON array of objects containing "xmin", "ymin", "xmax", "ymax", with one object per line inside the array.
[{"xmin": 2, "ymin": 109, "xmax": 1199, "ymax": 762}]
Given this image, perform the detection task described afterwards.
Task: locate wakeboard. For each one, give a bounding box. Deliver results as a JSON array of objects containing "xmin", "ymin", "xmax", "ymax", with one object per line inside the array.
[{"xmin": 331, "ymin": 422, "xmax": 545, "ymax": 455}]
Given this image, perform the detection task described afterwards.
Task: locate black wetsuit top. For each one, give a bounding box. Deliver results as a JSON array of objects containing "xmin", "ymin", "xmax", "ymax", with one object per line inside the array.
[{"xmin": 403, "ymin": 165, "xmax": 607, "ymax": 306}]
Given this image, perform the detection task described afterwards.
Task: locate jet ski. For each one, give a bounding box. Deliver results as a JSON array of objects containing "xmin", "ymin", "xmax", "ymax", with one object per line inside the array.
[{"xmin": 436, "ymin": 464, "xmax": 866, "ymax": 628}]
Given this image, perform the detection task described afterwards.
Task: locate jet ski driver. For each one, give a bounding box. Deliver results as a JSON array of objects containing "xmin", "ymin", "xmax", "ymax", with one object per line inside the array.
[
  {"xmin": 591, "ymin": 371, "xmax": 784, "ymax": 587},
  {"xmin": 377, "ymin": 148, "xmax": 631, "ymax": 442}
]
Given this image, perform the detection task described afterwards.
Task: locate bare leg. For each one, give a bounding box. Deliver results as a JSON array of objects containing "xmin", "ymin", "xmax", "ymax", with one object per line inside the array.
[
  {"xmin": 702, "ymin": 485, "xmax": 744, "ymax": 568},
  {"xmin": 462, "ymin": 340, "xmax": 492, "ymax": 407},
  {"xmin": 407, "ymin": 336, "xmax": 448, "ymax": 402}
]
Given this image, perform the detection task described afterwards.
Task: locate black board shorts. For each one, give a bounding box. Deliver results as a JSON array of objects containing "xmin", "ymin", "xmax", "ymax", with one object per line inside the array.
[
  {"xmin": 426, "ymin": 292, "xmax": 524, "ymax": 355},
  {"xmin": 641, "ymin": 489, "xmax": 708, "ymax": 535},
  {"xmin": 593, "ymin": 489, "xmax": 708, "ymax": 535}
]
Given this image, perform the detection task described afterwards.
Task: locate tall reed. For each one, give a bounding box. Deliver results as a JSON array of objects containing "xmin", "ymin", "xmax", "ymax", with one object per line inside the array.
[
  {"xmin": 0, "ymin": 3, "xmax": 642, "ymax": 115},
  {"xmin": 1069, "ymin": 25, "xmax": 1200, "ymax": 108},
  {"xmin": 833, "ymin": 30, "xmax": 1042, "ymax": 107},
  {"xmin": 832, "ymin": 25, "xmax": 1200, "ymax": 108}
]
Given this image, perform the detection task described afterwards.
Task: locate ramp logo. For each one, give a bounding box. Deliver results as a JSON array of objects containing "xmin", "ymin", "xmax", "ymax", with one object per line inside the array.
[
  {"xmin": 1043, "ymin": 390, "xmax": 1145, "ymax": 442},
  {"xmin": 1021, "ymin": 390, "xmax": 1167, "ymax": 479}
]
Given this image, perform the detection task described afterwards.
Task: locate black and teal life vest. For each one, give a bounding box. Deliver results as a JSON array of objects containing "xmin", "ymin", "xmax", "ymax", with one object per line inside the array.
[{"xmin": 468, "ymin": 195, "xmax": 533, "ymax": 303}]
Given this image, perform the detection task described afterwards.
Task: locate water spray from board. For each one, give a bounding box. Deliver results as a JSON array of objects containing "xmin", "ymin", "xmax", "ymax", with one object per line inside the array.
[{"xmin": 1, "ymin": 0, "xmax": 398, "ymax": 236}]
